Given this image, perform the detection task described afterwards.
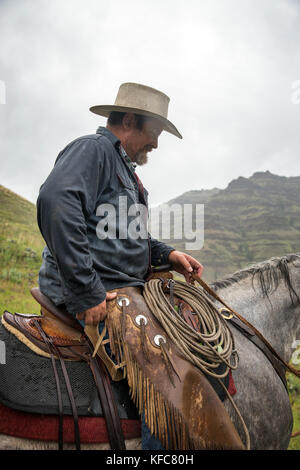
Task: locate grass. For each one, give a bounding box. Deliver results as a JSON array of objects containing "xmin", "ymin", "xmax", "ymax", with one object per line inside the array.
[
  {"xmin": 287, "ymin": 368, "xmax": 300, "ymax": 450},
  {"xmin": 0, "ymin": 224, "xmax": 44, "ymax": 315},
  {"xmin": 0, "ymin": 185, "xmax": 45, "ymax": 314},
  {"xmin": 0, "ymin": 279, "xmax": 41, "ymax": 315}
]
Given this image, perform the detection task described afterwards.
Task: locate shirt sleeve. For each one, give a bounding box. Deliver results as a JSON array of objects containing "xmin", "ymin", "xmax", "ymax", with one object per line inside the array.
[
  {"xmin": 149, "ymin": 234, "xmax": 175, "ymax": 267},
  {"xmin": 37, "ymin": 137, "xmax": 110, "ymax": 314}
]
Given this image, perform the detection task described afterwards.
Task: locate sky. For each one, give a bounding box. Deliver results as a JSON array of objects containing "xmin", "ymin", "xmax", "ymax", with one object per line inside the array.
[{"xmin": 0, "ymin": 0, "xmax": 300, "ymax": 207}]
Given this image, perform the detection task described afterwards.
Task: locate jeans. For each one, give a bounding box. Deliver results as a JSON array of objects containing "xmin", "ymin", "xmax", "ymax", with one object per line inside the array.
[{"xmin": 141, "ymin": 413, "xmax": 164, "ymax": 450}]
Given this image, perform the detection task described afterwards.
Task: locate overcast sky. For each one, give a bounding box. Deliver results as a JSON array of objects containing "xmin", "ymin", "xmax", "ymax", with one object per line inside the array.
[{"xmin": 0, "ymin": 0, "xmax": 300, "ymax": 206}]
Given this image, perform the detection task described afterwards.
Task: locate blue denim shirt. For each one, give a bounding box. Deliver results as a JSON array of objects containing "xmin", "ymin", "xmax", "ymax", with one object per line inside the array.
[{"xmin": 37, "ymin": 127, "xmax": 174, "ymax": 314}]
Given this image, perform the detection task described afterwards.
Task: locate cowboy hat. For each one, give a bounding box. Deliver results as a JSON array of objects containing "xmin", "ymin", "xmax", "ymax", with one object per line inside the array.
[{"xmin": 89, "ymin": 82, "xmax": 182, "ymax": 139}]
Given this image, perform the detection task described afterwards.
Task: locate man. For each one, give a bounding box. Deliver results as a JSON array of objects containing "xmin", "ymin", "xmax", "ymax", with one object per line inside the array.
[{"xmin": 37, "ymin": 82, "xmax": 203, "ymax": 448}]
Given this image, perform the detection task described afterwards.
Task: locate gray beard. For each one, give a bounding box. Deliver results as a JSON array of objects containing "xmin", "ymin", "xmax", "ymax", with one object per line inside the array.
[{"xmin": 133, "ymin": 150, "xmax": 149, "ymax": 166}]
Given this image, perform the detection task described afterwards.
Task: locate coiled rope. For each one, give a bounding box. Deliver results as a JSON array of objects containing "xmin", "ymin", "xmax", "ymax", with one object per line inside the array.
[
  {"xmin": 143, "ymin": 278, "xmax": 238, "ymax": 378},
  {"xmin": 143, "ymin": 278, "xmax": 250, "ymax": 449}
]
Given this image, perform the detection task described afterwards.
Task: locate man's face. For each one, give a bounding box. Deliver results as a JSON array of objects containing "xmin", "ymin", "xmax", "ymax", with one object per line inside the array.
[{"xmin": 125, "ymin": 117, "xmax": 164, "ymax": 166}]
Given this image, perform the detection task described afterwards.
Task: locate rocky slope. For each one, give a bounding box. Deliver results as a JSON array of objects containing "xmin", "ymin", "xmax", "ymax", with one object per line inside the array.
[{"xmin": 150, "ymin": 171, "xmax": 300, "ymax": 281}]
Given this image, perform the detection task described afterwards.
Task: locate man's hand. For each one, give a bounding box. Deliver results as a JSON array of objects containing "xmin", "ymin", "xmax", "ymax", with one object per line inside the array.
[
  {"xmin": 76, "ymin": 291, "xmax": 117, "ymax": 326},
  {"xmin": 168, "ymin": 250, "xmax": 203, "ymax": 283}
]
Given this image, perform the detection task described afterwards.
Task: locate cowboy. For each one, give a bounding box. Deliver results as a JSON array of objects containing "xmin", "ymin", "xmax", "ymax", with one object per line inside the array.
[{"xmin": 36, "ymin": 82, "xmax": 203, "ymax": 449}]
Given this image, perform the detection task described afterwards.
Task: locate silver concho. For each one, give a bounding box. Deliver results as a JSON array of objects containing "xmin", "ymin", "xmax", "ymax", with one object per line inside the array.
[
  {"xmin": 135, "ymin": 314, "xmax": 148, "ymax": 326},
  {"xmin": 117, "ymin": 296, "xmax": 130, "ymax": 307},
  {"xmin": 154, "ymin": 334, "xmax": 167, "ymax": 346}
]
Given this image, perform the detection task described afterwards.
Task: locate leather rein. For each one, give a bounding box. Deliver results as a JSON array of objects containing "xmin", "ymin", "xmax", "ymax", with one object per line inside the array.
[{"xmin": 32, "ymin": 318, "xmax": 126, "ymax": 451}]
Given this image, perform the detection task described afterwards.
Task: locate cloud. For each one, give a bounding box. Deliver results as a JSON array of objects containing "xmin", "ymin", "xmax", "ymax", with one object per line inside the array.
[{"xmin": 0, "ymin": 0, "xmax": 300, "ymax": 205}]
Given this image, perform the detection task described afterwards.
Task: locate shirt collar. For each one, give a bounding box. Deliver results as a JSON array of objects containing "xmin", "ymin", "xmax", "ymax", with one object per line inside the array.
[
  {"xmin": 96, "ymin": 126, "xmax": 120, "ymax": 148},
  {"xmin": 96, "ymin": 126, "xmax": 137, "ymax": 173},
  {"xmin": 119, "ymin": 145, "xmax": 137, "ymax": 173}
]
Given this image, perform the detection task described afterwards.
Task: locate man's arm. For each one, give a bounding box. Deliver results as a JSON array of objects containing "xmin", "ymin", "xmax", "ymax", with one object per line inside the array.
[
  {"xmin": 149, "ymin": 235, "xmax": 175, "ymax": 267},
  {"xmin": 149, "ymin": 235, "xmax": 203, "ymax": 282},
  {"xmin": 37, "ymin": 138, "xmax": 109, "ymax": 323}
]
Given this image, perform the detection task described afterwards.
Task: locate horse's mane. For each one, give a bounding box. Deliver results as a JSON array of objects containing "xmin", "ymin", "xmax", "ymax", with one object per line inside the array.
[{"xmin": 211, "ymin": 253, "xmax": 300, "ymax": 305}]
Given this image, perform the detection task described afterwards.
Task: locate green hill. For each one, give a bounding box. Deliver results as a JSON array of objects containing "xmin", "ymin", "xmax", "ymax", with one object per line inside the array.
[
  {"xmin": 151, "ymin": 171, "xmax": 300, "ymax": 282},
  {"xmin": 0, "ymin": 185, "xmax": 44, "ymax": 314}
]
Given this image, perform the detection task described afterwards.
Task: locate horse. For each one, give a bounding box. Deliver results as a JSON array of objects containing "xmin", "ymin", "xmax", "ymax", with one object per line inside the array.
[{"xmin": 0, "ymin": 253, "xmax": 299, "ymax": 450}]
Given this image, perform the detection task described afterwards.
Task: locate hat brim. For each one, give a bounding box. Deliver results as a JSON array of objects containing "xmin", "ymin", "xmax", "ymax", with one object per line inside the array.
[{"xmin": 89, "ymin": 105, "xmax": 182, "ymax": 139}]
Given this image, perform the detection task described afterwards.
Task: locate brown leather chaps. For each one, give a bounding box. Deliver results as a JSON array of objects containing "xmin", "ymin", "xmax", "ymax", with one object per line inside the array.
[{"xmin": 105, "ymin": 286, "xmax": 245, "ymax": 450}]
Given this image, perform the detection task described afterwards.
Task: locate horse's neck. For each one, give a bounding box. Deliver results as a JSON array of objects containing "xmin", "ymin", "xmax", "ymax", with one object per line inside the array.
[{"xmin": 215, "ymin": 277, "xmax": 299, "ymax": 363}]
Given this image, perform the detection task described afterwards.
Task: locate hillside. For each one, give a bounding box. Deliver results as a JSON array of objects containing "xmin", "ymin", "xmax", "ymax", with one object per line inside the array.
[
  {"xmin": 151, "ymin": 171, "xmax": 300, "ymax": 282},
  {"xmin": 0, "ymin": 185, "xmax": 45, "ymax": 314}
]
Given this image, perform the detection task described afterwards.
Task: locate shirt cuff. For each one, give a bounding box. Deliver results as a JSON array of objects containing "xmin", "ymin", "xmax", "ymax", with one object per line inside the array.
[
  {"xmin": 63, "ymin": 285, "xmax": 107, "ymax": 315},
  {"xmin": 152, "ymin": 247, "xmax": 176, "ymax": 267}
]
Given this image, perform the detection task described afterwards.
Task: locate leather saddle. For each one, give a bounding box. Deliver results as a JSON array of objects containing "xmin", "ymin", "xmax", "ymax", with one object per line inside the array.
[
  {"xmin": 4, "ymin": 288, "xmax": 122, "ymax": 377},
  {"xmin": 2, "ymin": 287, "xmax": 126, "ymax": 451}
]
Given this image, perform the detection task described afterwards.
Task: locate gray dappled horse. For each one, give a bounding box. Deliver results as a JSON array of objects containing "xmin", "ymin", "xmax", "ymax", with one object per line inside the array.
[{"xmin": 1, "ymin": 253, "xmax": 300, "ymax": 450}]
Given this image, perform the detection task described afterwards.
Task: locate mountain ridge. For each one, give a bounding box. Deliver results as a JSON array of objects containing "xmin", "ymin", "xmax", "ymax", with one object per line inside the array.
[{"xmin": 153, "ymin": 170, "xmax": 300, "ymax": 281}]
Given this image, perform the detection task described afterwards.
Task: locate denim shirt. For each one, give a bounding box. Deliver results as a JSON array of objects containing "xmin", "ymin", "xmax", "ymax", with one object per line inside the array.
[{"xmin": 37, "ymin": 127, "xmax": 174, "ymax": 314}]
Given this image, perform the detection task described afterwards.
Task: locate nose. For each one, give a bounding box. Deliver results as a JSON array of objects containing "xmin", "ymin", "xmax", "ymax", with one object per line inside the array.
[{"xmin": 151, "ymin": 136, "xmax": 158, "ymax": 149}]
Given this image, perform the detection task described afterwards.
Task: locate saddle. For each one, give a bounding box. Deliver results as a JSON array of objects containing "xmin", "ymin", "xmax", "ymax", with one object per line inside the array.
[
  {"xmin": 2, "ymin": 288, "xmax": 126, "ymax": 451},
  {"xmin": 2, "ymin": 273, "xmax": 248, "ymax": 450},
  {"xmin": 15, "ymin": 287, "xmax": 123, "ymax": 380}
]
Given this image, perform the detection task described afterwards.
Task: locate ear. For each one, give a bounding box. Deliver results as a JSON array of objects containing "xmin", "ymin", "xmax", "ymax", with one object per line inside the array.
[{"xmin": 122, "ymin": 113, "xmax": 136, "ymax": 131}]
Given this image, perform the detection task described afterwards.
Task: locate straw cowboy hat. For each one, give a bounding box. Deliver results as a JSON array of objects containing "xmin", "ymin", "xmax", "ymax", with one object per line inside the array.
[{"xmin": 89, "ymin": 82, "xmax": 182, "ymax": 139}]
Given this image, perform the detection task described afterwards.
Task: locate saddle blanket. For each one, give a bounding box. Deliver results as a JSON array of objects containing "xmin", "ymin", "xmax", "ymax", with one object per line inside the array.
[
  {"xmin": 0, "ymin": 322, "xmax": 138, "ymax": 418},
  {"xmin": 0, "ymin": 402, "xmax": 141, "ymax": 443}
]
